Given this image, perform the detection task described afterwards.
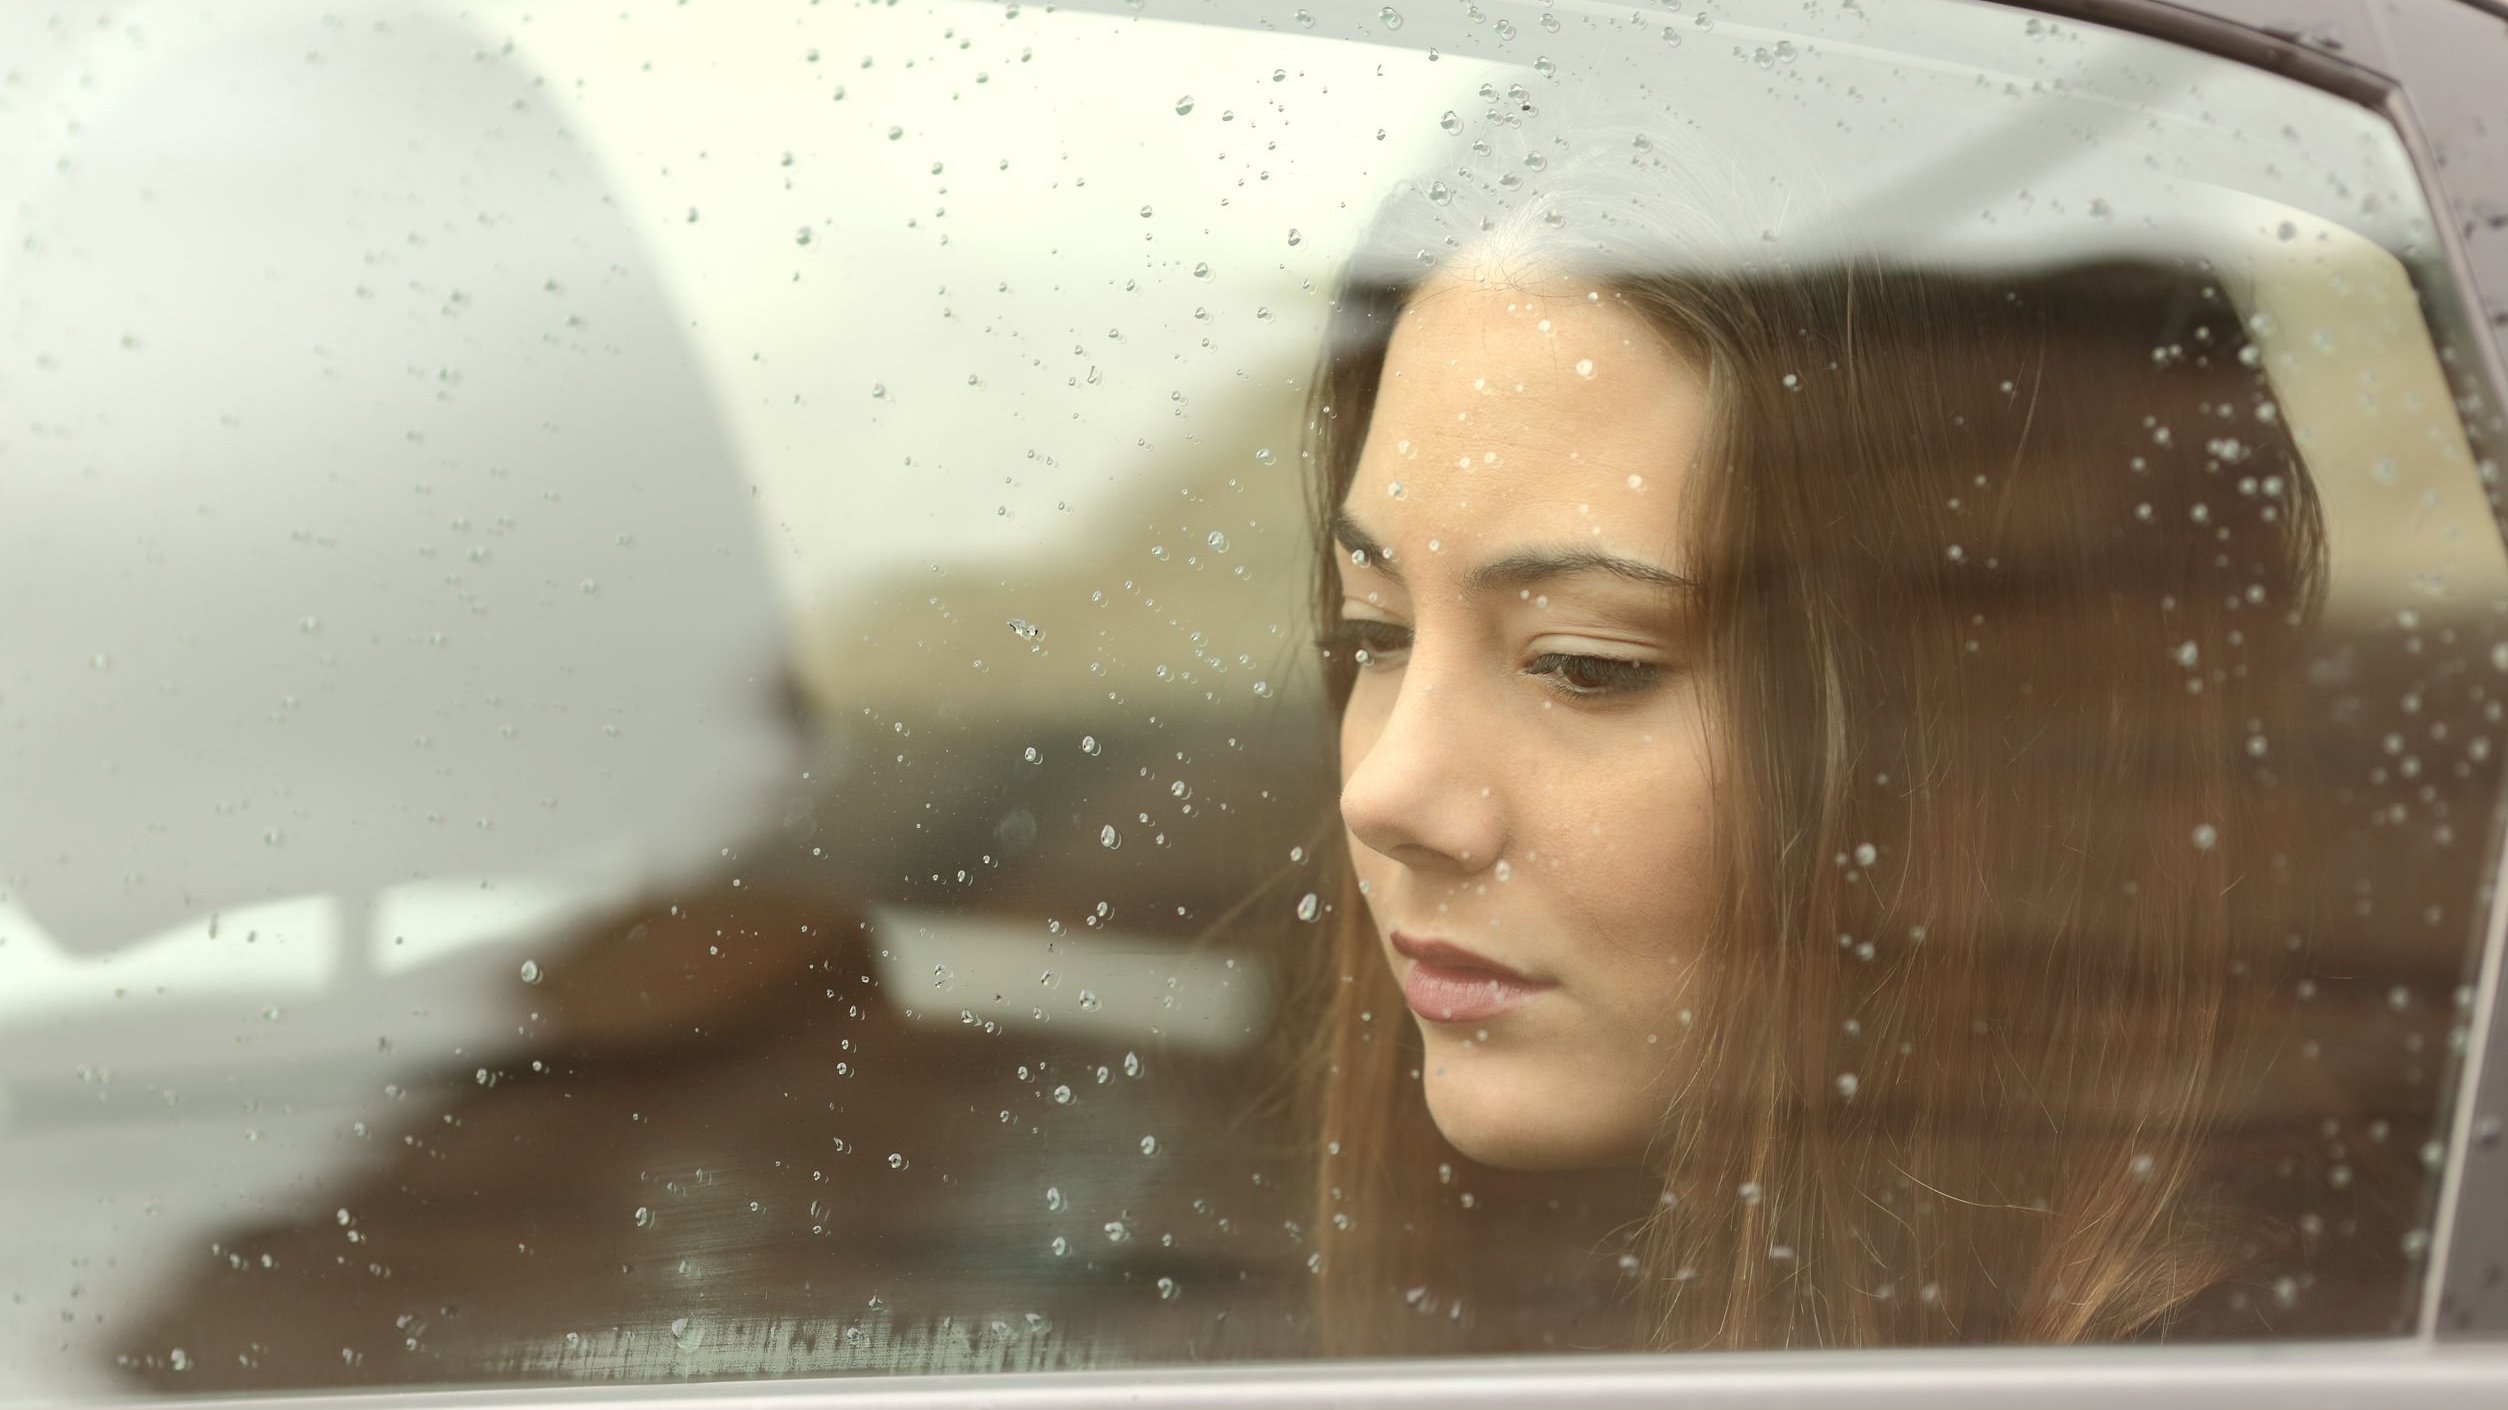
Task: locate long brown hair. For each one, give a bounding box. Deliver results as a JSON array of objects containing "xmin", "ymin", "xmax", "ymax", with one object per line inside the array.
[{"xmin": 1286, "ymin": 141, "xmax": 2353, "ymax": 1350}]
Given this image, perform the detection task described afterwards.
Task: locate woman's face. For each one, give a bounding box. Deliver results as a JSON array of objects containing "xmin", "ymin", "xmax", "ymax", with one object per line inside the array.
[{"xmin": 1334, "ymin": 274, "xmax": 1717, "ymax": 1172}]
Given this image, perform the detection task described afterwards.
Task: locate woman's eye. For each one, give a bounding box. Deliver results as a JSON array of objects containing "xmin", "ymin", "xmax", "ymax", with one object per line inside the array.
[
  {"xmin": 1321, "ymin": 619, "xmax": 1412, "ymax": 669},
  {"xmin": 1527, "ymin": 652, "xmax": 1662, "ymax": 698}
]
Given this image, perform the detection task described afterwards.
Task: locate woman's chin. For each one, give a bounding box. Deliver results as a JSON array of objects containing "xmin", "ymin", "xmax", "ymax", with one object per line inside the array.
[{"xmin": 1418, "ymin": 1050, "xmax": 1650, "ymax": 1173}]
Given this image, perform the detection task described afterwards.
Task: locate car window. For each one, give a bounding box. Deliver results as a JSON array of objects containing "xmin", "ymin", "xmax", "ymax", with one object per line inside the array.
[{"xmin": 3, "ymin": 0, "xmax": 2503, "ymax": 1397}]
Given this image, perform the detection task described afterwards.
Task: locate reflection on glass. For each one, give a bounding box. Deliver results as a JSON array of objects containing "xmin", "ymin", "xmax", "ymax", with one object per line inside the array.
[{"xmin": 0, "ymin": 0, "xmax": 2498, "ymax": 1395}]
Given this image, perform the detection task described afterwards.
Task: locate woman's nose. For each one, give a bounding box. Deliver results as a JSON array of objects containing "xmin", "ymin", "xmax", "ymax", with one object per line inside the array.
[{"xmin": 1338, "ymin": 671, "xmax": 1506, "ymax": 875}]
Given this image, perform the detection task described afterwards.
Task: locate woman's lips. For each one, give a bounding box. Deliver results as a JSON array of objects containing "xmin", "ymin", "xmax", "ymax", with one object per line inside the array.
[{"xmin": 1392, "ymin": 931, "xmax": 1554, "ymax": 1023}]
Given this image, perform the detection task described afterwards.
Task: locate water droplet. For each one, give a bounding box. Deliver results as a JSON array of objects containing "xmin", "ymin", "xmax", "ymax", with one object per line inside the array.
[
  {"xmin": 1574, "ymin": 358, "xmax": 1595, "ymax": 378},
  {"xmin": 1853, "ymin": 843, "xmax": 1878, "ymax": 867},
  {"xmin": 1045, "ymin": 1185, "xmax": 1065, "ymax": 1211},
  {"xmin": 2191, "ymin": 823, "xmax": 2218, "ymax": 850},
  {"xmin": 1380, "ymin": 6, "xmax": 1404, "ymax": 30},
  {"xmin": 1835, "ymin": 1072, "xmax": 1859, "ymax": 1099},
  {"xmin": 1081, "ymin": 734, "xmax": 1102, "ymax": 755},
  {"xmin": 1123, "ymin": 1051, "xmax": 1143, "ymax": 1077},
  {"xmin": 888, "ymin": 1153, "xmax": 908, "ymax": 1170},
  {"xmin": 1100, "ymin": 824, "xmax": 1123, "ymax": 850},
  {"xmin": 1104, "ymin": 1220, "xmax": 1130, "ymax": 1242},
  {"xmin": 1296, "ymin": 892, "xmax": 1321, "ymax": 922},
  {"xmin": 1254, "ymin": 447, "xmax": 1277, "ymax": 465},
  {"xmin": 2277, "ymin": 220, "xmax": 2298, "ymax": 242},
  {"xmin": 1174, "ymin": 95, "xmax": 1195, "ymax": 115},
  {"xmin": 870, "ymin": 383, "xmax": 887, "ymax": 399},
  {"xmin": 1193, "ymin": 261, "xmax": 1212, "ymax": 280},
  {"xmin": 1493, "ymin": 859, "xmax": 1513, "ymax": 882},
  {"xmin": 519, "ymin": 959, "xmax": 542, "ymax": 985},
  {"xmin": 1439, "ymin": 110, "xmax": 1462, "ymax": 134},
  {"xmin": 1023, "ymin": 745, "xmax": 1041, "ymax": 763},
  {"xmin": 1157, "ymin": 1275, "xmax": 1180, "ymax": 1299},
  {"xmin": 1140, "ymin": 1135, "xmax": 1159, "ymax": 1156},
  {"xmin": 1207, "ymin": 530, "xmax": 1229, "ymax": 552},
  {"xmin": 169, "ymin": 1349, "xmax": 190, "ymax": 1372},
  {"xmin": 1286, "ymin": 228, "xmax": 1303, "ymax": 247},
  {"xmin": 1386, "ymin": 480, "xmax": 1406, "ymax": 499},
  {"xmin": 1053, "ymin": 1084, "xmax": 1073, "ymax": 1104},
  {"xmin": 634, "ymin": 1206, "xmax": 654, "ymax": 1228}
]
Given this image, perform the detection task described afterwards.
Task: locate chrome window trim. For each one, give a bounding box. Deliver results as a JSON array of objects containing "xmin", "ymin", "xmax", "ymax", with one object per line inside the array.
[{"xmin": 40, "ymin": 1341, "xmax": 2508, "ymax": 1409}]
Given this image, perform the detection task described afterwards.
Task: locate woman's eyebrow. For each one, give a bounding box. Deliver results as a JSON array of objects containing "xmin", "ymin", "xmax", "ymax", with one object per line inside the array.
[
  {"xmin": 1332, "ymin": 510, "xmax": 1692, "ymax": 593},
  {"xmin": 1329, "ymin": 509, "xmax": 1403, "ymax": 584},
  {"xmin": 1467, "ymin": 548, "xmax": 1695, "ymax": 594}
]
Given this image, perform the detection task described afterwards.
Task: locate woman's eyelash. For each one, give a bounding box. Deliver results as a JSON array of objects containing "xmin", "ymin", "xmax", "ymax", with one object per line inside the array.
[
  {"xmin": 1527, "ymin": 652, "xmax": 1663, "ymax": 698},
  {"xmin": 1319, "ymin": 620, "xmax": 1413, "ymax": 666}
]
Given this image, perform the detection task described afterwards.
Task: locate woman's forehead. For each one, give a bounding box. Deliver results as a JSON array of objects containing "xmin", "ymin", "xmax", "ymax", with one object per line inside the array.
[{"xmin": 1351, "ymin": 278, "xmax": 1709, "ymax": 536}]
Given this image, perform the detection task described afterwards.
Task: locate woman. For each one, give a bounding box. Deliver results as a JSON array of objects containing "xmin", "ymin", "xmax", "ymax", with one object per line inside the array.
[{"xmin": 1277, "ymin": 115, "xmax": 2423, "ymax": 1354}]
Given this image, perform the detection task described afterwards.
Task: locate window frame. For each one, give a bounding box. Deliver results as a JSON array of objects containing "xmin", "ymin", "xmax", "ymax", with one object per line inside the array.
[{"xmin": 31, "ymin": 1, "xmax": 2508, "ymax": 1405}]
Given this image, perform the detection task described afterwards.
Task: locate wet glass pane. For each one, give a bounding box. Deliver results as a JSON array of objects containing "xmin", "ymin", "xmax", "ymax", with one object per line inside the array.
[{"xmin": 2, "ymin": 0, "xmax": 2502, "ymax": 1394}]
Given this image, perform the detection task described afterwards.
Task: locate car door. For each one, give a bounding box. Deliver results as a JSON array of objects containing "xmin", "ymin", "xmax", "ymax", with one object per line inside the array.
[{"xmin": 3, "ymin": 1, "xmax": 2505, "ymax": 1405}]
